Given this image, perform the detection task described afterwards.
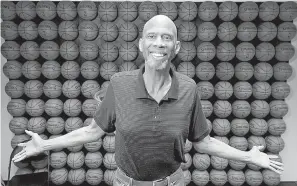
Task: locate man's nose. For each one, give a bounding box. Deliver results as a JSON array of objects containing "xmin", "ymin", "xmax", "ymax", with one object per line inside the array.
[{"xmin": 153, "ymin": 36, "xmax": 166, "ymax": 48}]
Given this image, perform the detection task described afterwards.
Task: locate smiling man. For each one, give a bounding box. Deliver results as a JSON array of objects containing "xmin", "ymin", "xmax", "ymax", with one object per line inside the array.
[{"xmin": 13, "ymin": 15, "xmax": 283, "ymax": 186}]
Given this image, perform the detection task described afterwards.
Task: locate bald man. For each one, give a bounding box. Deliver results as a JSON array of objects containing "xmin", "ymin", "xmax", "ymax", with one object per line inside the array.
[{"xmin": 13, "ymin": 15, "xmax": 283, "ymax": 186}]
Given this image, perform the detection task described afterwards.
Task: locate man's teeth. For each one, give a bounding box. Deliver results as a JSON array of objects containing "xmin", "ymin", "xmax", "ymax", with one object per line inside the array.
[{"xmin": 151, "ymin": 53, "xmax": 166, "ymax": 57}]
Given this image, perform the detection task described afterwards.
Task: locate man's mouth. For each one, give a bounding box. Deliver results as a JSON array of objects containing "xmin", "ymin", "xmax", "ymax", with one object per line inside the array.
[{"xmin": 150, "ymin": 52, "xmax": 167, "ymax": 59}]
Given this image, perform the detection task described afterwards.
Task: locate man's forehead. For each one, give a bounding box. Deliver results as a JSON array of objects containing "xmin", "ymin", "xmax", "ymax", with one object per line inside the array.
[{"xmin": 143, "ymin": 16, "xmax": 177, "ymax": 37}]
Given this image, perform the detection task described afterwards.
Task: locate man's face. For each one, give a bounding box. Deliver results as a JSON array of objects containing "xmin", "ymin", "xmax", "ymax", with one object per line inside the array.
[{"xmin": 139, "ymin": 23, "xmax": 180, "ymax": 71}]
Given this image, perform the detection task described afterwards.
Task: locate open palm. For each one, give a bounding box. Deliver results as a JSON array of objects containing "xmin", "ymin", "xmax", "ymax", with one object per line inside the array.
[
  {"xmin": 12, "ymin": 130, "xmax": 44, "ymax": 162},
  {"xmin": 249, "ymin": 146, "xmax": 284, "ymax": 174}
]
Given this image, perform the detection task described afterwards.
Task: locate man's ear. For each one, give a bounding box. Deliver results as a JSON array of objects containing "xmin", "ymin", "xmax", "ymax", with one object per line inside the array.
[
  {"xmin": 175, "ymin": 41, "xmax": 181, "ymax": 55},
  {"xmin": 139, "ymin": 38, "xmax": 143, "ymax": 52}
]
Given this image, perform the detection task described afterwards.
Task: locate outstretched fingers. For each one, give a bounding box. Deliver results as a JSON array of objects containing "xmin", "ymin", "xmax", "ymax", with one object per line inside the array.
[
  {"xmin": 12, "ymin": 152, "xmax": 27, "ymax": 163},
  {"xmin": 270, "ymin": 162, "xmax": 284, "ymax": 171},
  {"xmin": 270, "ymin": 160, "xmax": 284, "ymax": 166},
  {"xmin": 268, "ymin": 166, "xmax": 282, "ymax": 175}
]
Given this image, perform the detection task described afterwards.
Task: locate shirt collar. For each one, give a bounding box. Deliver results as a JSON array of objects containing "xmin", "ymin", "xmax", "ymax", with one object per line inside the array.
[{"xmin": 136, "ymin": 64, "xmax": 178, "ymax": 100}]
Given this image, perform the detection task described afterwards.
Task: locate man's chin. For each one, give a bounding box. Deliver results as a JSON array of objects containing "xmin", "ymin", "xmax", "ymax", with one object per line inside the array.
[{"xmin": 146, "ymin": 59, "xmax": 169, "ymax": 70}]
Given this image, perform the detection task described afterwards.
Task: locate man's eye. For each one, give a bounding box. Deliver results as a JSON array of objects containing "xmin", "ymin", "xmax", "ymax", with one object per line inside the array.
[
  {"xmin": 163, "ymin": 35, "xmax": 172, "ymax": 40},
  {"xmin": 147, "ymin": 35, "xmax": 155, "ymax": 39}
]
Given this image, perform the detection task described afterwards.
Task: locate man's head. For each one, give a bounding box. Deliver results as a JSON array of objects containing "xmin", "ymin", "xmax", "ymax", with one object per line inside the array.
[{"xmin": 139, "ymin": 15, "xmax": 180, "ymax": 71}]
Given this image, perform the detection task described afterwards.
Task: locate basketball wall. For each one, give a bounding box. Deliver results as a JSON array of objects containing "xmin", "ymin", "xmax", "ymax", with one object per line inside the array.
[{"xmin": 1, "ymin": 1, "xmax": 297, "ymax": 185}]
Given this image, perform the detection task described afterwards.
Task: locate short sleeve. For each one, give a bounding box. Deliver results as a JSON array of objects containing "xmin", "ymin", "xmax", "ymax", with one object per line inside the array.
[
  {"xmin": 93, "ymin": 83, "xmax": 116, "ymax": 133},
  {"xmin": 188, "ymin": 87, "xmax": 210, "ymax": 142}
]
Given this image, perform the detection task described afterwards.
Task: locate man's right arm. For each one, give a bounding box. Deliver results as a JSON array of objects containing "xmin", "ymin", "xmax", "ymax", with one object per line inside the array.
[{"xmin": 42, "ymin": 119, "xmax": 105, "ymax": 151}]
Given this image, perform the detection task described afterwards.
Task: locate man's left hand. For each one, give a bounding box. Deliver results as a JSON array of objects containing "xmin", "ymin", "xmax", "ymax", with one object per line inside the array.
[{"xmin": 248, "ymin": 146, "xmax": 284, "ymax": 174}]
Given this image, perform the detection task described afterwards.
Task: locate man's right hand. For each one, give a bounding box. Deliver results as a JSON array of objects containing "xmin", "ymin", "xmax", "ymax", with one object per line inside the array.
[{"xmin": 12, "ymin": 130, "xmax": 44, "ymax": 162}]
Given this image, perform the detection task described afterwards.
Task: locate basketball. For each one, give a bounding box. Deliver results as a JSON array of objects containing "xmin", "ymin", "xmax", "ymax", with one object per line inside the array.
[
  {"xmin": 62, "ymin": 80, "xmax": 81, "ymax": 98},
  {"xmin": 103, "ymin": 153, "xmax": 117, "ymax": 170},
  {"xmin": 18, "ymin": 21, "xmax": 38, "ymax": 40},
  {"xmin": 178, "ymin": 42, "xmax": 197, "ymax": 61},
  {"xmin": 45, "ymin": 99, "xmax": 63, "ymax": 117},
  {"xmin": 120, "ymin": 42, "xmax": 138, "ymax": 62},
  {"xmin": 119, "ymin": 62, "xmax": 138, "ymax": 72},
  {"xmin": 46, "ymin": 117, "xmax": 64, "ymax": 135},
  {"xmin": 263, "ymin": 169, "xmax": 281, "ymax": 186},
  {"xmin": 104, "ymin": 169, "xmax": 116, "ymax": 186},
  {"xmin": 138, "ymin": 1, "xmax": 158, "ymax": 21},
  {"xmin": 61, "ymin": 61, "xmax": 80, "ymax": 80},
  {"xmin": 81, "ymin": 80, "xmax": 100, "ymax": 99},
  {"xmin": 26, "ymin": 99, "xmax": 44, "ymax": 117},
  {"xmin": 197, "ymin": 22, "xmax": 217, "ymax": 42},
  {"xmin": 43, "ymin": 80, "xmax": 62, "ymax": 98},
  {"xmin": 85, "ymin": 152, "xmax": 103, "ymax": 169},
  {"xmin": 103, "ymin": 135, "xmax": 115, "ymax": 153},
  {"xmin": 254, "ymin": 62, "xmax": 273, "ymax": 81},
  {"xmin": 269, "ymin": 100, "xmax": 288, "ymax": 118},
  {"xmin": 271, "ymin": 82, "xmax": 290, "ymax": 99},
  {"xmin": 213, "ymin": 100, "xmax": 232, "ymax": 118},
  {"xmin": 216, "ymin": 42, "xmax": 236, "ymax": 61},
  {"xmin": 80, "ymin": 42, "xmax": 99, "ymax": 60},
  {"xmin": 15, "ymin": 168, "xmax": 33, "ymax": 176},
  {"xmin": 11, "ymin": 134, "xmax": 30, "ymax": 149},
  {"xmin": 197, "ymin": 81, "xmax": 214, "ymax": 99},
  {"xmin": 78, "ymin": 21, "xmax": 98, "ymax": 41},
  {"xmin": 279, "ymin": 1, "xmax": 297, "ymax": 21},
  {"xmin": 16, "ymin": 1, "xmax": 36, "ymax": 20},
  {"xmin": 83, "ymin": 118, "xmax": 93, "ymax": 127},
  {"xmin": 5, "ymin": 80, "xmax": 24, "ymax": 98},
  {"xmin": 100, "ymin": 42, "xmax": 119, "ymax": 62},
  {"xmin": 217, "ymin": 22, "xmax": 237, "ymax": 42},
  {"xmin": 31, "ymin": 155, "xmax": 48, "ymax": 169},
  {"xmin": 275, "ymin": 42, "xmax": 295, "ymax": 61},
  {"xmin": 231, "ymin": 119, "xmax": 249, "ymax": 136},
  {"xmin": 81, "ymin": 61, "xmax": 99, "ymax": 79},
  {"xmin": 50, "ymin": 168, "xmax": 68, "ymax": 185},
  {"xmin": 67, "ymin": 151, "xmax": 85, "ymax": 169},
  {"xmin": 249, "ymin": 118, "xmax": 268, "ymax": 136},
  {"xmin": 36, "ymin": 1, "xmax": 56, "ymax": 20},
  {"xmin": 238, "ymin": 2, "xmax": 259, "ymax": 21},
  {"xmin": 245, "ymin": 169, "xmax": 263, "ymax": 186},
  {"xmin": 214, "ymin": 81, "xmax": 233, "ymax": 100},
  {"xmin": 22, "ymin": 61, "xmax": 41, "ymax": 79},
  {"xmin": 216, "ymin": 62, "xmax": 234, "ymax": 81},
  {"xmin": 50, "ymin": 151, "xmax": 67, "ymax": 169},
  {"xmin": 177, "ymin": 62, "xmax": 196, "ymax": 78},
  {"xmin": 60, "ymin": 41, "xmax": 79, "ymax": 60},
  {"xmin": 27, "ymin": 117, "xmax": 46, "ymax": 134},
  {"xmin": 1, "ymin": 21, "xmax": 19, "ymax": 40},
  {"xmin": 178, "ymin": 21, "xmax": 197, "ymax": 42},
  {"xmin": 179, "ymin": 1, "xmax": 198, "ymax": 21},
  {"xmin": 58, "ymin": 21, "xmax": 78, "ymax": 40},
  {"xmin": 255, "ymin": 42, "xmax": 275, "ymax": 62},
  {"xmin": 20, "ymin": 41, "xmax": 39, "ymax": 61},
  {"xmin": 38, "ymin": 21, "xmax": 58, "ymax": 40},
  {"xmin": 118, "ymin": 1, "xmax": 138, "ymax": 22},
  {"xmin": 192, "ymin": 170, "xmax": 209, "ymax": 186},
  {"xmin": 68, "ymin": 168, "xmax": 86, "ymax": 186},
  {"xmin": 181, "ymin": 153, "xmax": 192, "ymax": 170},
  {"xmin": 234, "ymin": 62, "xmax": 253, "ymax": 81},
  {"xmin": 40, "ymin": 41, "xmax": 60, "ymax": 61},
  {"xmin": 210, "ymin": 169, "xmax": 227, "ymax": 186},
  {"xmin": 267, "ymin": 118, "xmax": 286, "ymax": 136},
  {"xmin": 233, "ymin": 81, "xmax": 252, "ymax": 100},
  {"xmin": 82, "ymin": 99, "xmax": 97, "ymax": 116},
  {"xmin": 248, "ymin": 136, "xmax": 266, "ymax": 151},
  {"xmin": 1, "ymin": 41, "xmax": 20, "ymax": 60},
  {"xmin": 68, "ymin": 144, "xmax": 84, "ymax": 153},
  {"xmin": 237, "ymin": 22, "xmax": 257, "ymax": 42},
  {"xmin": 212, "ymin": 119, "xmax": 230, "ymax": 136},
  {"xmin": 277, "ymin": 22, "xmax": 297, "ymax": 41},
  {"xmin": 84, "ymin": 138, "xmax": 102, "ymax": 152},
  {"xmin": 9, "ymin": 117, "xmax": 28, "ymax": 135},
  {"xmin": 1, "ymin": 1, "xmax": 17, "ymax": 21},
  {"xmin": 247, "ymin": 163, "xmax": 261, "ymax": 171},
  {"xmin": 273, "ymin": 62, "xmax": 293, "ymax": 81},
  {"xmin": 24, "ymin": 80, "xmax": 43, "ymax": 98},
  {"xmin": 257, "ymin": 22, "xmax": 277, "ymax": 42},
  {"xmin": 3, "ymin": 61, "xmax": 22, "ymax": 79},
  {"xmin": 252, "ymin": 81, "xmax": 271, "ymax": 100},
  {"xmin": 229, "ymin": 160, "xmax": 246, "ymax": 171},
  {"xmin": 57, "ymin": 1, "xmax": 77, "ymax": 21},
  {"xmin": 98, "ymin": 2, "xmax": 117, "ymax": 22},
  {"xmin": 229, "ymin": 136, "xmax": 248, "ymax": 151},
  {"xmin": 213, "ymin": 136, "xmax": 229, "ymax": 144},
  {"xmin": 259, "ymin": 2, "xmax": 279, "ymax": 21},
  {"xmin": 7, "ymin": 99, "xmax": 26, "ymax": 116},
  {"xmin": 211, "ymin": 155, "xmax": 228, "ymax": 170},
  {"xmin": 86, "ymin": 169, "xmax": 104, "ymax": 186},
  {"xmin": 192, "ymin": 153, "xmax": 210, "ymax": 171},
  {"xmin": 251, "ymin": 100, "xmax": 270, "ymax": 119},
  {"xmin": 64, "ymin": 99, "xmax": 82, "ymax": 117},
  {"xmin": 232, "ymin": 100, "xmax": 251, "ymax": 118},
  {"xmin": 99, "ymin": 62, "xmax": 118, "ymax": 80},
  {"xmin": 65, "ymin": 117, "xmax": 83, "ymax": 133},
  {"xmin": 98, "ymin": 22, "xmax": 118, "ymax": 42},
  {"xmin": 196, "ymin": 42, "xmax": 216, "ymax": 61},
  {"xmin": 77, "ymin": 1, "xmax": 97, "ymax": 21},
  {"xmin": 218, "ymin": 1, "xmax": 238, "ymax": 21},
  {"xmin": 198, "ymin": 1, "xmax": 218, "ymax": 21},
  {"xmin": 158, "ymin": 2, "xmax": 178, "ymax": 21},
  {"xmin": 200, "ymin": 100, "xmax": 213, "ymax": 118},
  {"xmin": 184, "ymin": 139, "xmax": 192, "ymax": 153},
  {"xmin": 236, "ymin": 42, "xmax": 255, "ymax": 61},
  {"xmin": 196, "ymin": 62, "xmax": 215, "ymax": 81},
  {"xmin": 227, "ymin": 169, "xmax": 245, "ymax": 186}
]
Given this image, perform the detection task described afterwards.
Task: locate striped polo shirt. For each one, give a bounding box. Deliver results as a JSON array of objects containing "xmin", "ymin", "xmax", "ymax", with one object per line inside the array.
[{"xmin": 93, "ymin": 65, "xmax": 210, "ymax": 181}]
